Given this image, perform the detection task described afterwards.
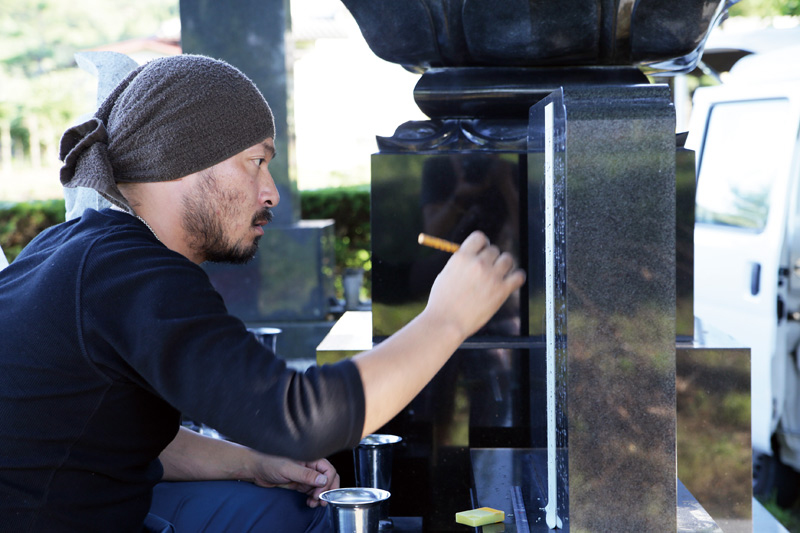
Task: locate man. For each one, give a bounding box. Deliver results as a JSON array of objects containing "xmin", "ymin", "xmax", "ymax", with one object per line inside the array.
[{"xmin": 0, "ymin": 55, "xmax": 525, "ymax": 532}]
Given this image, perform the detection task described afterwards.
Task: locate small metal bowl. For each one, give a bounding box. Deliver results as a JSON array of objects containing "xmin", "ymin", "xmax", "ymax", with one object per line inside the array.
[
  {"xmin": 321, "ymin": 488, "xmax": 391, "ymax": 533},
  {"xmin": 320, "ymin": 487, "xmax": 391, "ymax": 506},
  {"xmin": 358, "ymin": 434, "xmax": 402, "ymax": 447}
]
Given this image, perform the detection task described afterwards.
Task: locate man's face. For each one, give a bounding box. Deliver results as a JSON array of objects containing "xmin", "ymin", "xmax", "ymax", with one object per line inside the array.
[{"xmin": 181, "ymin": 138, "xmax": 280, "ymax": 264}]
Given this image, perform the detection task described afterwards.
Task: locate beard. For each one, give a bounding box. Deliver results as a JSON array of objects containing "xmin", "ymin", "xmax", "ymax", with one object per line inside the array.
[{"xmin": 181, "ymin": 169, "xmax": 273, "ymax": 264}]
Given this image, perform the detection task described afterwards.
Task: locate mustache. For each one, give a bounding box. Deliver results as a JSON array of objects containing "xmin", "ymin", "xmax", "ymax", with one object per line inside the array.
[{"xmin": 253, "ymin": 207, "xmax": 274, "ymax": 225}]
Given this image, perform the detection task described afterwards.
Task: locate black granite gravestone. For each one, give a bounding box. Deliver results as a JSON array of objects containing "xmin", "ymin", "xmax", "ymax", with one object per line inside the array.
[{"xmin": 339, "ymin": 0, "xmax": 748, "ymax": 530}]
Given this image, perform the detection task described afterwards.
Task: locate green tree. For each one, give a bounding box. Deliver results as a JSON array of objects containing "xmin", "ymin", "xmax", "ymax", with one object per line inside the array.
[
  {"xmin": 730, "ymin": 0, "xmax": 800, "ymax": 17},
  {"xmin": 0, "ymin": 0, "xmax": 178, "ymax": 169}
]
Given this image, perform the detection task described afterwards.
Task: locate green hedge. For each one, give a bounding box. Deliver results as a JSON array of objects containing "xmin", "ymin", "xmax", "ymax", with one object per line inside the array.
[
  {"xmin": 0, "ymin": 199, "xmax": 67, "ymax": 262},
  {"xmin": 0, "ymin": 188, "xmax": 371, "ymax": 295},
  {"xmin": 300, "ymin": 185, "xmax": 371, "ymax": 293}
]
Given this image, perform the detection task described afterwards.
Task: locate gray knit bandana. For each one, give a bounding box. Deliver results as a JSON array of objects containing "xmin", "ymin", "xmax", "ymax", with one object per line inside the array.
[{"xmin": 59, "ymin": 54, "xmax": 275, "ymax": 212}]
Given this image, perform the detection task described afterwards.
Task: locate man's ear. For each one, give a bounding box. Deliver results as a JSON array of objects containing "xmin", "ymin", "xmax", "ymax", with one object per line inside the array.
[{"xmin": 116, "ymin": 182, "xmax": 143, "ymax": 209}]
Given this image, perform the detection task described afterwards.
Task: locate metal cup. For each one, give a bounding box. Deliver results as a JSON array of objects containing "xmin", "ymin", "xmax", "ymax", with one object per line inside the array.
[
  {"xmin": 320, "ymin": 488, "xmax": 390, "ymax": 533},
  {"xmin": 354, "ymin": 434, "xmax": 402, "ymax": 527},
  {"xmin": 248, "ymin": 326, "xmax": 282, "ymax": 354}
]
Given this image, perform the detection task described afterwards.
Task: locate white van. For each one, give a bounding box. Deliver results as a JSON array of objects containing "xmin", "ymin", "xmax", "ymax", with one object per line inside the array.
[{"xmin": 689, "ymin": 42, "xmax": 800, "ymax": 503}]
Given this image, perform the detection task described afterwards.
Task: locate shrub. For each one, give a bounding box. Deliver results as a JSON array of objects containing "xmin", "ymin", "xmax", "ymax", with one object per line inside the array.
[
  {"xmin": 0, "ymin": 199, "xmax": 66, "ymax": 262},
  {"xmin": 0, "ymin": 188, "xmax": 372, "ymax": 297},
  {"xmin": 300, "ymin": 185, "xmax": 371, "ymax": 296}
]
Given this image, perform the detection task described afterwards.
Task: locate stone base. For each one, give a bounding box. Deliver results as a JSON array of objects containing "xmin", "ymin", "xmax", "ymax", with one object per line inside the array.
[{"xmin": 203, "ymin": 220, "xmax": 336, "ymax": 323}]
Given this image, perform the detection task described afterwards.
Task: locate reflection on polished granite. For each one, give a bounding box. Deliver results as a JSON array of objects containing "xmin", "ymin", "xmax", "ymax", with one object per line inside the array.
[
  {"xmin": 676, "ymin": 139, "xmax": 696, "ymax": 341},
  {"xmin": 371, "ymin": 152, "xmax": 524, "ymax": 340},
  {"xmin": 471, "ymin": 447, "xmax": 786, "ymax": 532},
  {"xmin": 471, "ymin": 448, "xmax": 727, "ymax": 532},
  {"xmin": 529, "ymin": 85, "xmax": 677, "ymax": 530},
  {"xmin": 678, "ymin": 321, "xmax": 752, "ymax": 530},
  {"xmin": 470, "ymin": 448, "xmax": 564, "ymax": 532}
]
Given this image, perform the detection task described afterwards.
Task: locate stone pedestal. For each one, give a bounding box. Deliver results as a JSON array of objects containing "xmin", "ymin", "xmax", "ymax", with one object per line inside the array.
[
  {"xmin": 203, "ymin": 220, "xmax": 337, "ymax": 359},
  {"xmin": 333, "ymin": 0, "xmax": 757, "ymax": 529}
]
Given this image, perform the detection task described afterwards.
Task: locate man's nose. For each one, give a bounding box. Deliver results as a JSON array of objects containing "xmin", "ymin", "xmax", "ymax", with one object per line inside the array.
[{"xmin": 261, "ymin": 171, "xmax": 280, "ymax": 207}]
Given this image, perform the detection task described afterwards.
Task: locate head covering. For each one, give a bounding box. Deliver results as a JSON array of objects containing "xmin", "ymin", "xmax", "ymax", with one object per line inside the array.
[{"xmin": 59, "ymin": 54, "xmax": 275, "ymax": 212}]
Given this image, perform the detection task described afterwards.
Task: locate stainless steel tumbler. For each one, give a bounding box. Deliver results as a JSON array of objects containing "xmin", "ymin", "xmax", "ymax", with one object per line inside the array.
[{"xmin": 353, "ymin": 434, "xmax": 402, "ymax": 528}]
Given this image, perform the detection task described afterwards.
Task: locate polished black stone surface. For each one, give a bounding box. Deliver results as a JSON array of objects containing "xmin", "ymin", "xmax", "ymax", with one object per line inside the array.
[
  {"xmin": 470, "ymin": 448, "xmax": 567, "ymax": 532},
  {"xmin": 366, "ymin": 346, "xmax": 538, "ymax": 532},
  {"xmin": 367, "ymin": 143, "xmax": 545, "ymax": 531},
  {"xmin": 203, "ymin": 220, "xmax": 336, "ymax": 325},
  {"xmin": 528, "ymin": 85, "xmax": 677, "ymax": 530},
  {"xmin": 676, "ymin": 137, "xmax": 696, "ymax": 341},
  {"xmin": 341, "ymin": 0, "xmax": 729, "ymax": 74},
  {"xmin": 412, "ymin": 66, "xmax": 649, "ymax": 120},
  {"xmin": 371, "ymin": 152, "xmax": 526, "ymax": 340},
  {"xmin": 470, "ymin": 449, "xmax": 729, "ymax": 532},
  {"xmin": 376, "ymin": 119, "xmax": 529, "ymax": 153}
]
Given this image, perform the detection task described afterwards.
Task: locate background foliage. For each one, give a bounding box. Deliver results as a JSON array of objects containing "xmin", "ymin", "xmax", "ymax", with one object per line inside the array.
[
  {"xmin": 299, "ymin": 184, "xmax": 371, "ymax": 294},
  {"xmin": 0, "ymin": 199, "xmax": 65, "ymax": 259},
  {"xmin": 730, "ymin": 0, "xmax": 800, "ymax": 17},
  {"xmin": 0, "ymin": 0, "xmax": 179, "ymax": 169},
  {"xmin": 0, "ymin": 186, "xmax": 372, "ymax": 295}
]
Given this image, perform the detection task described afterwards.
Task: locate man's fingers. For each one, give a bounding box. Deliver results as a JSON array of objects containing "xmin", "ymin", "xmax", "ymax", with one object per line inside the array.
[
  {"xmin": 456, "ymin": 230, "xmax": 488, "ymax": 255},
  {"xmin": 280, "ymin": 461, "xmax": 324, "ymax": 489},
  {"xmin": 478, "ymin": 242, "xmax": 501, "ymax": 265},
  {"xmin": 458, "ymin": 233, "xmax": 516, "ymax": 274},
  {"xmin": 494, "ymin": 251, "xmax": 515, "ymax": 273},
  {"xmin": 506, "ymin": 267, "xmax": 527, "ymax": 289}
]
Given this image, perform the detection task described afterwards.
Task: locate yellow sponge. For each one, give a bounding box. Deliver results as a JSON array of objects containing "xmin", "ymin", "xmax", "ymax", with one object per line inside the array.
[{"xmin": 455, "ymin": 507, "xmax": 505, "ymax": 527}]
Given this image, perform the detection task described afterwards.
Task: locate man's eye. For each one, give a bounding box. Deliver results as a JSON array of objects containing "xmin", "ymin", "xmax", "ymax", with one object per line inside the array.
[{"xmin": 255, "ymin": 158, "xmax": 265, "ymax": 167}]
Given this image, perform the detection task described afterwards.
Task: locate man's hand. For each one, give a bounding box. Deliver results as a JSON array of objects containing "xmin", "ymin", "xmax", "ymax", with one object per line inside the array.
[
  {"xmin": 160, "ymin": 427, "xmax": 338, "ymax": 507},
  {"xmin": 249, "ymin": 455, "xmax": 340, "ymax": 508},
  {"xmin": 424, "ymin": 230, "xmax": 526, "ymax": 339},
  {"xmin": 354, "ymin": 230, "xmax": 525, "ymax": 437}
]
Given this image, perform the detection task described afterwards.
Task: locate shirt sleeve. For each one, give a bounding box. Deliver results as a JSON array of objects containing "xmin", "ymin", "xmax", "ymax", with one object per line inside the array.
[{"xmin": 79, "ymin": 232, "xmax": 365, "ymax": 461}]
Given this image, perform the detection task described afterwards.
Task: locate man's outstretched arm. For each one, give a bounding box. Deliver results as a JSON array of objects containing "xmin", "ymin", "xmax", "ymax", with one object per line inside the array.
[{"xmin": 353, "ymin": 230, "xmax": 526, "ymax": 437}]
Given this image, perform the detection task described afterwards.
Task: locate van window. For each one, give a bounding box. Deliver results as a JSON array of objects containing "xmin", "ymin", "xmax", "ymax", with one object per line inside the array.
[{"xmin": 695, "ymin": 98, "xmax": 792, "ymax": 231}]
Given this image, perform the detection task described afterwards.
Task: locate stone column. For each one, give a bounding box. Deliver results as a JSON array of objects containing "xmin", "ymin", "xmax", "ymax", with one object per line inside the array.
[
  {"xmin": 180, "ymin": 0, "xmax": 299, "ymax": 224},
  {"xmin": 529, "ymin": 85, "xmax": 677, "ymax": 530}
]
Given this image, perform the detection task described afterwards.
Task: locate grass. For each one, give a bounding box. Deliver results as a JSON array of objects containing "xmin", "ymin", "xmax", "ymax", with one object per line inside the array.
[{"xmin": 759, "ymin": 493, "xmax": 800, "ymax": 532}]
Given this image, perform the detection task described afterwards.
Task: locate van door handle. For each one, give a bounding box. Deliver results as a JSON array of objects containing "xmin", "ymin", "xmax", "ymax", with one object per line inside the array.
[{"xmin": 751, "ymin": 263, "xmax": 761, "ymax": 295}]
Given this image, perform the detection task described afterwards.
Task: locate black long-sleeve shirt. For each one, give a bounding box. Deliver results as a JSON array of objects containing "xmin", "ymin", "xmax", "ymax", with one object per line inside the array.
[{"xmin": 0, "ymin": 208, "xmax": 365, "ymax": 532}]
